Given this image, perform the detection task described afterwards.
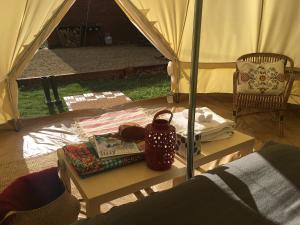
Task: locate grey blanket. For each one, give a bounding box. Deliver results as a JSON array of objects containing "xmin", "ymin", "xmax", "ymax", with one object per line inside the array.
[{"xmin": 75, "ymin": 143, "xmax": 300, "ymax": 225}]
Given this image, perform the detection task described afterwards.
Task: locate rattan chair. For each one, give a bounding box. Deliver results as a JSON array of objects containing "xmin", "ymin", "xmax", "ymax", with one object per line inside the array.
[{"xmin": 233, "ymin": 53, "xmax": 295, "ymax": 136}]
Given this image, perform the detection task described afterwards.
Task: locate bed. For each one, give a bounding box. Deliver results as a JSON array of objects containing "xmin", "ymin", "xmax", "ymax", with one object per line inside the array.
[{"xmin": 75, "ymin": 142, "xmax": 300, "ymax": 225}]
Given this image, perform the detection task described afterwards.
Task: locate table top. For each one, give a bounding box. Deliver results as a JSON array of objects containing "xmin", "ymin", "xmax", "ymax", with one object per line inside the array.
[
  {"xmin": 58, "ymin": 130, "xmax": 254, "ymax": 201},
  {"xmin": 176, "ymin": 130, "xmax": 255, "ymax": 168},
  {"xmin": 58, "ymin": 149, "xmax": 186, "ymax": 201}
]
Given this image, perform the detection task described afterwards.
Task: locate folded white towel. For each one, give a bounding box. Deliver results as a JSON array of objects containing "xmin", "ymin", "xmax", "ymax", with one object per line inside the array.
[
  {"xmin": 180, "ymin": 126, "xmax": 234, "ymax": 142},
  {"xmin": 170, "ymin": 107, "xmax": 235, "ymax": 142},
  {"xmin": 182, "ymin": 109, "xmax": 213, "ymax": 123},
  {"xmin": 172, "ymin": 108, "xmax": 234, "ymax": 132},
  {"xmin": 200, "ymin": 127, "xmax": 234, "ymax": 142},
  {"xmin": 170, "ymin": 112, "xmax": 202, "ymax": 132}
]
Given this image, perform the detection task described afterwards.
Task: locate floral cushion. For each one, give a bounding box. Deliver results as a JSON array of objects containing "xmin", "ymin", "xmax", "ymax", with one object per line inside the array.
[{"xmin": 237, "ymin": 60, "xmax": 286, "ymax": 95}]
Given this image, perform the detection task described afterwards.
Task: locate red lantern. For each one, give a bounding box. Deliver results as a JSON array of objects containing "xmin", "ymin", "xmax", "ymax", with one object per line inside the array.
[{"xmin": 145, "ymin": 110, "xmax": 176, "ymax": 170}]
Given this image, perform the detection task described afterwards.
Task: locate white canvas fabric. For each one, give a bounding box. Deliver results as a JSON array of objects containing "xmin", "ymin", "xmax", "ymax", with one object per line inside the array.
[
  {"xmin": 115, "ymin": 0, "xmax": 300, "ymax": 104},
  {"xmin": 0, "ymin": 0, "xmax": 75, "ymax": 125},
  {"xmin": 170, "ymin": 107, "xmax": 235, "ymax": 142}
]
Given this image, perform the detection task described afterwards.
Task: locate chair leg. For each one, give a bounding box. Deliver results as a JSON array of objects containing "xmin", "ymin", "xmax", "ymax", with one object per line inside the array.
[
  {"xmin": 279, "ymin": 111, "xmax": 284, "ymax": 137},
  {"xmin": 173, "ymin": 92, "xmax": 180, "ymax": 103},
  {"xmin": 233, "ymin": 109, "xmax": 238, "ymax": 123}
]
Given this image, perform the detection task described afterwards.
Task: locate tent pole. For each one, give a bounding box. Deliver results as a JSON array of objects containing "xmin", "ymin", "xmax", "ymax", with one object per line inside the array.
[{"xmin": 186, "ymin": 0, "xmax": 203, "ymax": 180}]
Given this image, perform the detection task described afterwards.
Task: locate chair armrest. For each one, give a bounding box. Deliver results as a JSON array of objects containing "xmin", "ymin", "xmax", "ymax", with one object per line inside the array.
[
  {"xmin": 232, "ymin": 71, "xmax": 239, "ymax": 109},
  {"xmin": 233, "ymin": 71, "xmax": 239, "ymax": 95},
  {"xmin": 283, "ymin": 70, "xmax": 295, "ymax": 104}
]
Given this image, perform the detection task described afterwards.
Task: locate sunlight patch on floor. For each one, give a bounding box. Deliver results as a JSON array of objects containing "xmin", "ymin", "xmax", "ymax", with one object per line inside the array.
[{"xmin": 22, "ymin": 124, "xmax": 83, "ymax": 158}]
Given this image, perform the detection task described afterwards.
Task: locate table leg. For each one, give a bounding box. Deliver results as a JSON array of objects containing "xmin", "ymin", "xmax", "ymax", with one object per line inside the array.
[
  {"xmin": 240, "ymin": 146, "xmax": 253, "ymax": 156},
  {"xmin": 172, "ymin": 176, "xmax": 185, "ymax": 186},
  {"xmin": 144, "ymin": 187, "xmax": 155, "ymax": 195},
  {"xmin": 58, "ymin": 159, "xmax": 71, "ymax": 193},
  {"xmin": 86, "ymin": 200, "xmax": 100, "ymax": 218},
  {"xmin": 134, "ymin": 191, "xmax": 145, "ymax": 200}
]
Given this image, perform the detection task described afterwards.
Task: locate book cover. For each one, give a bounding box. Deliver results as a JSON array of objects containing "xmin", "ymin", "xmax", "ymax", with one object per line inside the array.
[
  {"xmin": 93, "ymin": 134, "xmax": 144, "ymax": 158},
  {"xmin": 63, "ymin": 142, "xmax": 144, "ymax": 178}
]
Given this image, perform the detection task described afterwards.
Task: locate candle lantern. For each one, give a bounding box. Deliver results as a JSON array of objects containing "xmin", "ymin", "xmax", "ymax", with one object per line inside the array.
[{"xmin": 145, "ymin": 110, "xmax": 176, "ymax": 170}]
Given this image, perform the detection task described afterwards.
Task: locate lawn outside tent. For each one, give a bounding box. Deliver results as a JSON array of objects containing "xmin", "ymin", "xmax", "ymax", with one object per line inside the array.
[{"xmin": 18, "ymin": 73, "xmax": 170, "ymax": 117}]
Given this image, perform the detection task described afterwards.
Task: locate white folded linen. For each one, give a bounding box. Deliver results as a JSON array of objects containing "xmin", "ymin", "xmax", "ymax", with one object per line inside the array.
[
  {"xmin": 170, "ymin": 107, "xmax": 235, "ymax": 142},
  {"xmin": 172, "ymin": 107, "xmax": 234, "ymax": 133},
  {"xmin": 200, "ymin": 127, "xmax": 234, "ymax": 142},
  {"xmin": 180, "ymin": 127, "xmax": 234, "ymax": 142},
  {"xmin": 182, "ymin": 108, "xmax": 213, "ymax": 122}
]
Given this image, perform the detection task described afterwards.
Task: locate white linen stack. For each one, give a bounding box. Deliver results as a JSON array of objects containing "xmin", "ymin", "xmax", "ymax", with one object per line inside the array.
[{"xmin": 171, "ymin": 107, "xmax": 235, "ymax": 142}]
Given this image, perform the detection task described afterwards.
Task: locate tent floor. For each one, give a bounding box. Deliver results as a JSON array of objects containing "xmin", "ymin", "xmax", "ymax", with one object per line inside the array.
[
  {"xmin": 0, "ymin": 93, "xmax": 299, "ymax": 212},
  {"xmin": 1, "ymin": 92, "xmax": 300, "ymax": 167}
]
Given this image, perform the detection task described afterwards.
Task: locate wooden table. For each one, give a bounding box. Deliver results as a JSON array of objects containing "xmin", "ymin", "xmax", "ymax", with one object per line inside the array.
[
  {"xmin": 57, "ymin": 150, "xmax": 186, "ymax": 217},
  {"xmin": 176, "ymin": 130, "xmax": 255, "ymax": 168},
  {"xmin": 57, "ymin": 130, "xmax": 254, "ymax": 217}
]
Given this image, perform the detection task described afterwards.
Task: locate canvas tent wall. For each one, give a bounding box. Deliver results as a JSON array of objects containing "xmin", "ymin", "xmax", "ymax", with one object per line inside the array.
[
  {"xmin": 0, "ymin": 0, "xmax": 75, "ymax": 126},
  {"xmin": 115, "ymin": 0, "xmax": 300, "ymax": 104}
]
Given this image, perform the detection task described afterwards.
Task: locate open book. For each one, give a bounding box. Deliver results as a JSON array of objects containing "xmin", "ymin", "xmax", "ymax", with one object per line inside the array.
[{"xmin": 92, "ymin": 134, "xmax": 144, "ymax": 159}]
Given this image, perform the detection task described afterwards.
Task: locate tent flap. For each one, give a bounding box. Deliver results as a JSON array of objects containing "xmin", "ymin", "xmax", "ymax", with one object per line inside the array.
[{"xmin": 0, "ymin": 0, "xmax": 75, "ymax": 125}]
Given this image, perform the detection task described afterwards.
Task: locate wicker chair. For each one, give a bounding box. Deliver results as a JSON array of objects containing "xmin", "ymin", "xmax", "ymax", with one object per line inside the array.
[{"xmin": 233, "ymin": 53, "xmax": 295, "ymax": 136}]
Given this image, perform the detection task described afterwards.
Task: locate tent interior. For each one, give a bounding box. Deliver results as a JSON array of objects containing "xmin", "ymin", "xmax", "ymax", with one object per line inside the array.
[{"xmin": 1, "ymin": 0, "xmax": 300, "ymax": 224}]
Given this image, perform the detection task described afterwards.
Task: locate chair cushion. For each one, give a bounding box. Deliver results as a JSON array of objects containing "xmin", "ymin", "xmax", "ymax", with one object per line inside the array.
[
  {"xmin": 0, "ymin": 167, "xmax": 65, "ymax": 223},
  {"xmin": 237, "ymin": 60, "xmax": 285, "ymax": 95}
]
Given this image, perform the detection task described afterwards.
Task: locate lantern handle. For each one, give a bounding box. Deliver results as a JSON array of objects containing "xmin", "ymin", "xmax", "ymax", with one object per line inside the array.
[{"xmin": 153, "ymin": 110, "xmax": 173, "ymax": 123}]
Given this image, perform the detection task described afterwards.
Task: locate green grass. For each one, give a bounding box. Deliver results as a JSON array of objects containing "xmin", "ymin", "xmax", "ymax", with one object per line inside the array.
[{"xmin": 19, "ymin": 74, "xmax": 170, "ymax": 118}]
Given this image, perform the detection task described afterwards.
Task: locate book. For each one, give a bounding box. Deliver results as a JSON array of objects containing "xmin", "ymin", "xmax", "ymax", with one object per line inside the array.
[
  {"xmin": 92, "ymin": 134, "xmax": 144, "ymax": 159},
  {"xmin": 63, "ymin": 142, "xmax": 144, "ymax": 178}
]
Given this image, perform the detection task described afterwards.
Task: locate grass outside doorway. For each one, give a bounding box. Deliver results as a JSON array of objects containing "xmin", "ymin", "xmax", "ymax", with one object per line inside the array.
[{"xmin": 19, "ymin": 74, "xmax": 170, "ymax": 118}]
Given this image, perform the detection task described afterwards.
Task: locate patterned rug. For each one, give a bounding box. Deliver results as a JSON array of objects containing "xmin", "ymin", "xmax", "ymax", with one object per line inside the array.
[{"xmin": 75, "ymin": 107, "xmax": 152, "ymax": 137}]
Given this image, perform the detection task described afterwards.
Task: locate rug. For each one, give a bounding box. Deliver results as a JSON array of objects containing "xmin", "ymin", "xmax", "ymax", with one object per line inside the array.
[
  {"xmin": 75, "ymin": 107, "xmax": 152, "ymax": 137},
  {"xmin": 63, "ymin": 91, "xmax": 131, "ymax": 111}
]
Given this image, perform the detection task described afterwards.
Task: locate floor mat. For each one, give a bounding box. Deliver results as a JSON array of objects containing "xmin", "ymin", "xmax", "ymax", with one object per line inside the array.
[{"xmin": 75, "ymin": 107, "xmax": 152, "ymax": 138}]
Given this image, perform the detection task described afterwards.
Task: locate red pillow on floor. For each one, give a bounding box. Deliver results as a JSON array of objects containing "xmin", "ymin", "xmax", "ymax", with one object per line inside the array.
[{"xmin": 0, "ymin": 167, "xmax": 65, "ymax": 223}]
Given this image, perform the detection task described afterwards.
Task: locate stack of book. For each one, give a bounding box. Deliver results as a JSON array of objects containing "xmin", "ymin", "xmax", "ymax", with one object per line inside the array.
[
  {"xmin": 92, "ymin": 134, "xmax": 144, "ymax": 159},
  {"xmin": 63, "ymin": 134, "xmax": 145, "ymax": 178}
]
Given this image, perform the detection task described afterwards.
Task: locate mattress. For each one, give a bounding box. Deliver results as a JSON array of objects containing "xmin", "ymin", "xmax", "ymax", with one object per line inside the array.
[{"xmin": 75, "ymin": 142, "xmax": 300, "ymax": 225}]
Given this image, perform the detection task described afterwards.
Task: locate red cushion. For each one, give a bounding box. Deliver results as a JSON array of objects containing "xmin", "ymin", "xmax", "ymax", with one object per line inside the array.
[{"xmin": 0, "ymin": 167, "xmax": 65, "ymax": 222}]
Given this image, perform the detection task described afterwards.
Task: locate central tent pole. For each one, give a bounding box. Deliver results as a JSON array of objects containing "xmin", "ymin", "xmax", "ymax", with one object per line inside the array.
[{"xmin": 186, "ymin": 0, "xmax": 203, "ymax": 180}]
